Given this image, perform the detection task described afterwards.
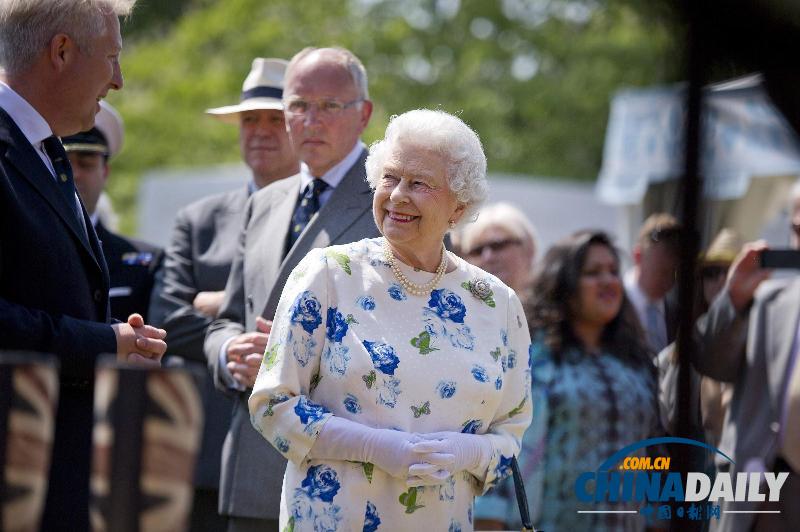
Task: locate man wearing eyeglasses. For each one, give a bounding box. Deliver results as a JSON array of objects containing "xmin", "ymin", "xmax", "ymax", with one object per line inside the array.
[{"xmin": 204, "ymin": 47, "xmax": 380, "ymax": 532}]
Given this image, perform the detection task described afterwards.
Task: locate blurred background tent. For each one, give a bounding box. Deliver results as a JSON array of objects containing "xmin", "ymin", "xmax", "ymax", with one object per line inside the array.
[{"xmin": 597, "ymin": 74, "xmax": 800, "ymax": 247}]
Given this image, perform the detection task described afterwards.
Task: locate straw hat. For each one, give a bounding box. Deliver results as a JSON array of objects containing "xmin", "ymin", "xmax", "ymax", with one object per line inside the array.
[
  {"xmin": 205, "ymin": 58, "xmax": 287, "ymax": 124},
  {"xmin": 62, "ymin": 100, "xmax": 124, "ymax": 158}
]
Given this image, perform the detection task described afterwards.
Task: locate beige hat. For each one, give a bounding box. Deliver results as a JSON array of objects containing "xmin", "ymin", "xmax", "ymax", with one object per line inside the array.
[
  {"xmin": 205, "ymin": 58, "xmax": 287, "ymax": 124},
  {"xmin": 62, "ymin": 100, "xmax": 124, "ymax": 158},
  {"xmin": 702, "ymin": 228, "xmax": 742, "ymax": 266}
]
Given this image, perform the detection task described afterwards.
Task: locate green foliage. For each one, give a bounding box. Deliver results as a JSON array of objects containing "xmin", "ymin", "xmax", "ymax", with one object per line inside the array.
[{"xmin": 109, "ymin": 0, "xmax": 682, "ymax": 232}]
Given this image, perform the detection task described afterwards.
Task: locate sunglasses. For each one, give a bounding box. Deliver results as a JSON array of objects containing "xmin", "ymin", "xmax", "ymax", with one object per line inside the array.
[{"xmin": 466, "ymin": 238, "xmax": 521, "ymax": 258}]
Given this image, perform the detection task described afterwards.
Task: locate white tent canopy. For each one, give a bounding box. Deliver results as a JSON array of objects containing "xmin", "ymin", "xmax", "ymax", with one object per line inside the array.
[{"xmin": 597, "ymin": 74, "xmax": 800, "ymax": 244}]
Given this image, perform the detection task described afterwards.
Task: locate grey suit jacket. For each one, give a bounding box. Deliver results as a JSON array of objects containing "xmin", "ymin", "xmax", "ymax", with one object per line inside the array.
[
  {"xmin": 148, "ymin": 187, "xmax": 248, "ymax": 489},
  {"xmin": 695, "ymin": 277, "xmax": 800, "ymax": 532},
  {"xmin": 204, "ymin": 150, "xmax": 380, "ymax": 519}
]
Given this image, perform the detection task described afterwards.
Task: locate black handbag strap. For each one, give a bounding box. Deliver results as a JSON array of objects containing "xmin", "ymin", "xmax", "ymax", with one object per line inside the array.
[{"xmin": 511, "ymin": 455, "xmax": 535, "ymax": 531}]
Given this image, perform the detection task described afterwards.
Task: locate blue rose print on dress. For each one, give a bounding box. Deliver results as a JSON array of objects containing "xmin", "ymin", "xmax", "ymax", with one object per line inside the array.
[
  {"xmin": 302, "ymin": 464, "xmax": 341, "ymax": 502},
  {"xmin": 274, "ymin": 435, "xmax": 290, "ymax": 453},
  {"xmin": 461, "ymin": 419, "xmax": 483, "ymax": 434},
  {"xmin": 427, "ymin": 289, "xmax": 467, "ymax": 323},
  {"xmin": 388, "ymin": 283, "xmax": 407, "ymax": 301},
  {"xmin": 343, "ymin": 393, "xmax": 362, "ymax": 414},
  {"xmin": 450, "ymin": 324, "xmax": 475, "ymax": 350},
  {"xmin": 449, "ymin": 519, "xmax": 462, "ymax": 532},
  {"xmin": 501, "ymin": 329, "xmax": 508, "ymax": 347},
  {"xmin": 323, "ymin": 343, "xmax": 351, "ymax": 377},
  {"xmin": 495, "ymin": 375, "xmax": 503, "ymax": 390},
  {"xmin": 507, "ymin": 349, "xmax": 517, "ymax": 369},
  {"xmin": 290, "ymin": 290, "xmax": 323, "ymax": 334},
  {"xmin": 436, "ymin": 380, "xmax": 457, "ymax": 399},
  {"xmin": 291, "ymin": 465, "xmax": 343, "ymax": 531},
  {"xmin": 438, "ymin": 475, "xmax": 455, "ymax": 501},
  {"xmin": 377, "ymin": 376, "xmax": 401, "ymax": 408},
  {"xmin": 493, "ymin": 454, "xmax": 514, "ymax": 481},
  {"xmin": 326, "ymin": 307, "xmax": 349, "ymax": 342},
  {"xmin": 471, "ymin": 365, "xmax": 489, "ymax": 382},
  {"xmin": 363, "ymin": 340, "xmax": 400, "ymax": 375},
  {"xmin": 287, "ymin": 329, "xmax": 317, "ymax": 367},
  {"xmin": 363, "ymin": 501, "xmax": 381, "ymax": 532},
  {"xmin": 294, "ymin": 396, "xmax": 329, "ymax": 427},
  {"xmin": 357, "ymin": 295, "xmax": 376, "ymax": 311}
]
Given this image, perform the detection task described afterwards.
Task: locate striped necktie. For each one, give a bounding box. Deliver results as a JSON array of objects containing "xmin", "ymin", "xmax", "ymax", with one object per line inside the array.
[
  {"xmin": 286, "ymin": 179, "xmax": 328, "ymax": 253},
  {"xmin": 41, "ymin": 135, "xmax": 87, "ymax": 236}
]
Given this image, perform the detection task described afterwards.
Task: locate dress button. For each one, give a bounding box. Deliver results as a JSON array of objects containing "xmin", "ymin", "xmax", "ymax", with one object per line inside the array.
[
  {"xmin": 770, "ymin": 421, "xmax": 781, "ymax": 433},
  {"xmin": 94, "ymin": 289, "xmax": 102, "ymax": 302}
]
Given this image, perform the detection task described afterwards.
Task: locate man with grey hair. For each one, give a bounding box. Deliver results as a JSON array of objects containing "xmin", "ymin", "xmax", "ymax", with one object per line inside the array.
[
  {"xmin": 0, "ymin": 1, "xmax": 167, "ymax": 529},
  {"xmin": 204, "ymin": 46, "xmax": 380, "ymax": 532}
]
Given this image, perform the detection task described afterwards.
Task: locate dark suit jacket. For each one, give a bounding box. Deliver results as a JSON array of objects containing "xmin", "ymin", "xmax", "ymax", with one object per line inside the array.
[
  {"xmin": 695, "ymin": 278, "xmax": 800, "ymax": 532},
  {"xmin": 148, "ymin": 187, "xmax": 247, "ymax": 490},
  {"xmin": 96, "ymin": 221, "xmax": 162, "ymax": 322},
  {"xmin": 204, "ymin": 151, "xmax": 380, "ymax": 520},
  {"xmin": 0, "ymin": 107, "xmax": 116, "ymax": 530}
]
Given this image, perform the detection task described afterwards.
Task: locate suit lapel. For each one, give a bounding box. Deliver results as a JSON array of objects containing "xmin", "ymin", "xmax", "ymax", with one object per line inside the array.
[
  {"xmin": 1, "ymin": 111, "xmax": 100, "ymax": 268},
  {"xmin": 264, "ymin": 176, "xmax": 300, "ymax": 272},
  {"xmin": 765, "ymin": 279, "xmax": 800, "ymax": 412}
]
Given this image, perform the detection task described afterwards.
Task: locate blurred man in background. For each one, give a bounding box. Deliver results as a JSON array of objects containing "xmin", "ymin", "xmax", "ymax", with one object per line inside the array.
[
  {"xmin": 695, "ymin": 185, "xmax": 800, "ymax": 531},
  {"xmin": 63, "ymin": 100, "xmax": 162, "ymax": 322},
  {"xmin": 625, "ymin": 212, "xmax": 682, "ymax": 354},
  {"xmin": 148, "ymin": 57, "xmax": 298, "ymax": 532}
]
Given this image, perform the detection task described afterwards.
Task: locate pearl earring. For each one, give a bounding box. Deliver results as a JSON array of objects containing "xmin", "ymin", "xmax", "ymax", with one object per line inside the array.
[{"xmin": 448, "ymin": 220, "xmax": 456, "ymax": 229}]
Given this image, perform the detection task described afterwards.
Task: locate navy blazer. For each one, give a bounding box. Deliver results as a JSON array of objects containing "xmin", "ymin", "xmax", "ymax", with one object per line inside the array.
[{"xmin": 0, "ymin": 107, "xmax": 117, "ymax": 530}]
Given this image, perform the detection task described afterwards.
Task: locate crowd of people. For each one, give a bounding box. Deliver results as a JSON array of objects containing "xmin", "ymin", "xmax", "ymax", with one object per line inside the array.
[{"xmin": 1, "ymin": 1, "xmax": 799, "ymax": 531}]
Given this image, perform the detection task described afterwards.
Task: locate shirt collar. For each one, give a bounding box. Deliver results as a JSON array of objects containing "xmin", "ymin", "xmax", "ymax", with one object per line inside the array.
[
  {"xmin": 624, "ymin": 269, "xmax": 664, "ymax": 313},
  {"xmin": 0, "ymin": 81, "xmax": 54, "ymax": 147},
  {"xmin": 299, "ymin": 140, "xmax": 365, "ymax": 192}
]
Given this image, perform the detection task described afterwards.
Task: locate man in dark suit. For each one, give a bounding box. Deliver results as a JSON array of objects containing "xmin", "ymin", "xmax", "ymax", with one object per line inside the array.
[
  {"xmin": 695, "ymin": 188, "xmax": 800, "ymax": 532},
  {"xmin": 148, "ymin": 57, "xmax": 298, "ymax": 532},
  {"xmin": 62, "ymin": 100, "xmax": 162, "ymax": 322},
  {"xmin": 0, "ymin": 1, "xmax": 167, "ymax": 529},
  {"xmin": 204, "ymin": 47, "xmax": 381, "ymax": 532}
]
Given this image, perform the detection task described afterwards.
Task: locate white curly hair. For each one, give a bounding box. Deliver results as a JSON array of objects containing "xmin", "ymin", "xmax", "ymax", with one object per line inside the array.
[{"xmin": 365, "ymin": 109, "xmax": 489, "ymax": 229}]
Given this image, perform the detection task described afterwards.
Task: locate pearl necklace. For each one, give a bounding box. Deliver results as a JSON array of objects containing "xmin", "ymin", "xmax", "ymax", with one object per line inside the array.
[{"xmin": 383, "ymin": 240, "xmax": 448, "ymax": 297}]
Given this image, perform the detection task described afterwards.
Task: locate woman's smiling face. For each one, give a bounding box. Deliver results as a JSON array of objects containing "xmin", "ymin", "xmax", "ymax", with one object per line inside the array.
[{"xmin": 373, "ymin": 139, "xmax": 464, "ymax": 256}]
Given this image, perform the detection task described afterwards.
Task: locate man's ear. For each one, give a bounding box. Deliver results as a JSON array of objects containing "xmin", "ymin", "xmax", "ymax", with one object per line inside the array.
[
  {"xmin": 633, "ymin": 244, "xmax": 643, "ymax": 266},
  {"xmin": 48, "ymin": 33, "xmax": 74, "ymax": 72}
]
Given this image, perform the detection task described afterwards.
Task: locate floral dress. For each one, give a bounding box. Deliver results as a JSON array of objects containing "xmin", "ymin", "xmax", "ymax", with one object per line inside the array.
[{"xmin": 249, "ymin": 237, "xmax": 533, "ymax": 532}]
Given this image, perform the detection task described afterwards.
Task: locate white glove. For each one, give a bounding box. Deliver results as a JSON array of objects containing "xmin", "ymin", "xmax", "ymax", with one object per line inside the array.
[
  {"xmin": 309, "ymin": 416, "xmax": 454, "ymax": 478},
  {"xmin": 409, "ymin": 431, "xmax": 493, "ymax": 479}
]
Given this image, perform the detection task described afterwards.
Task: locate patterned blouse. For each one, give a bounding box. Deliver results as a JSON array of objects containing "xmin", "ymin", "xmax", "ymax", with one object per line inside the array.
[
  {"xmin": 249, "ymin": 238, "xmax": 533, "ymax": 532},
  {"xmin": 474, "ymin": 337, "xmax": 659, "ymax": 532}
]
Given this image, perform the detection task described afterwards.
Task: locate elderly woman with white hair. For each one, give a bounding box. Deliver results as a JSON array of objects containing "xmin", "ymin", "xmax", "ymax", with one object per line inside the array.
[
  {"xmin": 249, "ymin": 109, "xmax": 532, "ymax": 531},
  {"xmin": 456, "ymin": 202, "xmax": 538, "ymax": 295}
]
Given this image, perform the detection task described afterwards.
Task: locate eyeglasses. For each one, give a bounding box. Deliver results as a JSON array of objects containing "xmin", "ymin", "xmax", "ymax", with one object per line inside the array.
[
  {"xmin": 466, "ymin": 238, "xmax": 521, "ymax": 257},
  {"xmin": 284, "ymin": 98, "xmax": 363, "ymax": 118}
]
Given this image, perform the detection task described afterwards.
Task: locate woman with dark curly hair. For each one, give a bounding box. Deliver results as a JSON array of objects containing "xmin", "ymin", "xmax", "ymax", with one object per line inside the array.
[{"xmin": 475, "ymin": 230, "xmax": 660, "ymax": 532}]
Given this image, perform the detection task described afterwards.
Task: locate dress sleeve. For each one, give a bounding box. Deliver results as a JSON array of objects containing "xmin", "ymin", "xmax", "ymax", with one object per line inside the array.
[
  {"xmin": 248, "ymin": 248, "xmax": 333, "ymax": 465},
  {"xmin": 478, "ymin": 290, "xmax": 534, "ymax": 493}
]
